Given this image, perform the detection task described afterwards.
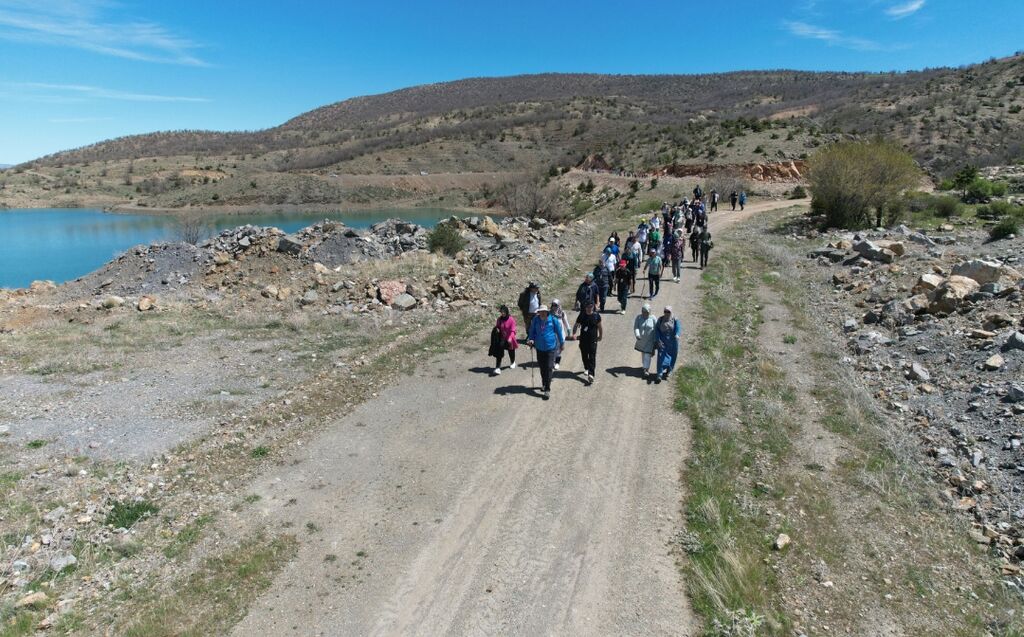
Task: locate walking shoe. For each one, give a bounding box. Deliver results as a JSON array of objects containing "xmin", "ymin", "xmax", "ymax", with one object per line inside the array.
[
  {"xmin": 510, "ymin": 362, "xmax": 516, "ymax": 370},
  {"xmin": 554, "ymin": 363, "xmax": 560, "ymax": 370},
  {"xmin": 589, "ymin": 373, "xmax": 596, "ymax": 384},
  {"xmin": 493, "ymin": 368, "xmax": 501, "ymax": 375}
]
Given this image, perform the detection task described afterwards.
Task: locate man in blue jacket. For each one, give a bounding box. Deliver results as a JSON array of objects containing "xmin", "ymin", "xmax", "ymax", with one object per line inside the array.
[{"xmin": 527, "ymin": 305, "xmax": 565, "ymax": 399}]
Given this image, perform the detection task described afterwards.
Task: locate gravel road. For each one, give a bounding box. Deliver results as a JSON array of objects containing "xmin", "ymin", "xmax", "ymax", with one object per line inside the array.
[{"xmin": 230, "ymin": 203, "xmax": 773, "ymax": 636}]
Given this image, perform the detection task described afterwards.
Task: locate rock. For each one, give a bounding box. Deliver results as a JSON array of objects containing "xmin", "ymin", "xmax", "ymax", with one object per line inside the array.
[
  {"xmin": 43, "ymin": 506, "xmax": 66, "ymax": 523},
  {"xmin": 12, "ymin": 559, "xmax": 30, "ymax": 573},
  {"xmin": 137, "ymin": 296, "xmax": 155, "ymax": 311},
  {"xmin": 912, "ymin": 273, "xmax": 945, "ymax": 294},
  {"xmin": 29, "ymin": 280, "xmax": 57, "ymax": 292},
  {"xmin": 376, "ymin": 280, "xmax": 406, "ymax": 305},
  {"xmin": 902, "ymin": 294, "xmax": 930, "ymax": 315},
  {"xmin": 101, "ymin": 295, "xmax": 125, "ymax": 309},
  {"xmin": 842, "ymin": 318, "xmax": 858, "ymax": 333},
  {"xmin": 853, "ymin": 240, "xmax": 895, "ymax": 263},
  {"xmin": 299, "ymin": 290, "xmax": 319, "ymax": 306},
  {"xmin": 276, "ymin": 234, "xmax": 304, "ymax": 255},
  {"xmin": 478, "ymin": 216, "xmax": 503, "ymax": 237},
  {"xmin": 313, "ymin": 262, "xmax": 330, "ymax": 275},
  {"xmin": 874, "ymin": 240, "xmax": 905, "ymax": 257},
  {"xmin": 951, "ymin": 259, "xmax": 1003, "ymax": 285},
  {"xmin": 983, "ymin": 313, "xmax": 1014, "ymax": 330},
  {"xmin": 1007, "ymin": 384, "xmax": 1024, "ymax": 403},
  {"xmin": 391, "ymin": 293, "xmax": 418, "ymax": 311},
  {"xmin": 212, "ymin": 251, "xmax": 231, "ymax": 266},
  {"xmin": 968, "ymin": 329, "xmax": 996, "ymax": 339},
  {"xmin": 261, "ymin": 285, "xmax": 279, "ymax": 299},
  {"xmin": 49, "ymin": 553, "xmax": 77, "ymax": 573},
  {"xmin": 983, "ymin": 354, "xmax": 1005, "ymax": 371},
  {"xmin": 15, "ymin": 591, "xmax": 47, "ymax": 608},
  {"xmin": 1003, "ymin": 331, "xmax": 1024, "ymax": 352},
  {"xmin": 927, "ymin": 276, "xmax": 980, "ymax": 314},
  {"xmin": 908, "ymin": 362, "xmax": 931, "ymax": 382},
  {"xmin": 529, "ymin": 217, "xmax": 549, "ymax": 230},
  {"xmin": 897, "ymin": 224, "xmax": 936, "ymax": 247},
  {"xmin": 773, "ymin": 533, "xmax": 791, "ymax": 550}
]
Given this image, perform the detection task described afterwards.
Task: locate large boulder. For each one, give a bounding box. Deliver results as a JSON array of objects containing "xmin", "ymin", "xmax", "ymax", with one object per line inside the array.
[
  {"xmin": 927, "ymin": 275, "xmax": 980, "ymax": 314},
  {"xmin": 874, "ymin": 240, "xmax": 905, "ymax": 257},
  {"xmin": 276, "ymin": 234, "xmax": 304, "ymax": 256},
  {"xmin": 853, "ymin": 240, "xmax": 895, "ymax": 263},
  {"xmin": 376, "ymin": 280, "xmax": 406, "ymax": 305},
  {"xmin": 951, "ymin": 259, "xmax": 1003, "ymax": 285},
  {"xmin": 391, "ymin": 293, "xmax": 418, "ymax": 311},
  {"xmin": 477, "ymin": 216, "xmax": 503, "ymax": 237}
]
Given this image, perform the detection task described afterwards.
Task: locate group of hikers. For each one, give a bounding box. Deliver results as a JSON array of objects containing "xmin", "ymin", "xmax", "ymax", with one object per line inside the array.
[{"xmin": 490, "ymin": 186, "xmax": 726, "ymax": 398}]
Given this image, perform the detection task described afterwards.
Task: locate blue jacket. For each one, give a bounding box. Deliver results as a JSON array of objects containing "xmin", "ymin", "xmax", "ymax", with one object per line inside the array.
[{"xmin": 528, "ymin": 313, "xmax": 565, "ymax": 352}]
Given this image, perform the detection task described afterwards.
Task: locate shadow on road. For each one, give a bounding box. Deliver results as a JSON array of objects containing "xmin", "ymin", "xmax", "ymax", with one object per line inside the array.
[
  {"xmin": 494, "ymin": 385, "xmax": 541, "ymax": 397},
  {"xmin": 605, "ymin": 366, "xmax": 645, "ymax": 379}
]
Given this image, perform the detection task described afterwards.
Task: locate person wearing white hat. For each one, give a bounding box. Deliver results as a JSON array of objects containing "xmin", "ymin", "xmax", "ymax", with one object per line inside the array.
[
  {"xmin": 527, "ymin": 304, "xmax": 564, "ymax": 398},
  {"xmin": 633, "ymin": 303, "xmax": 658, "ymax": 379},
  {"xmin": 655, "ymin": 306, "xmax": 680, "ymax": 381},
  {"xmin": 549, "ymin": 299, "xmax": 570, "ymax": 370}
]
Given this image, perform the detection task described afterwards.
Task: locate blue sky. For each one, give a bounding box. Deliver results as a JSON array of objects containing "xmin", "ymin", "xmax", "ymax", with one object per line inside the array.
[{"xmin": 1, "ymin": 0, "xmax": 1021, "ymax": 164}]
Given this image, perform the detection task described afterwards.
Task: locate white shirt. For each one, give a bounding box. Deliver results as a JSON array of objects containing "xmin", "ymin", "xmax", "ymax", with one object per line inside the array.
[
  {"xmin": 605, "ymin": 253, "xmax": 616, "ymax": 272},
  {"xmin": 528, "ymin": 293, "xmax": 539, "ymax": 313}
]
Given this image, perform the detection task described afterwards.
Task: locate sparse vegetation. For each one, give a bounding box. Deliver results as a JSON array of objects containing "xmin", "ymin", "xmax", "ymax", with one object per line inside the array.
[
  {"xmin": 427, "ymin": 223, "xmax": 467, "ymax": 256},
  {"xmin": 106, "ymin": 500, "xmax": 159, "ymax": 529},
  {"xmin": 990, "ymin": 216, "xmax": 1019, "ymax": 240}
]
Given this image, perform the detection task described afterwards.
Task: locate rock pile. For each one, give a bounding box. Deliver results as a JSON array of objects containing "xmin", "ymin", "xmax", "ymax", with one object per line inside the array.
[{"xmin": 803, "ymin": 222, "xmax": 1024, "ymax": 576}]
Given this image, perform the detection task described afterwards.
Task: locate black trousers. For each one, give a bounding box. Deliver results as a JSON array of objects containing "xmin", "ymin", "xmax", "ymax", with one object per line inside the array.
[
  {"xmin": 648, "ymin": 274, "xmax": 661, "ymax": 298},
  {"xmin": 597, "ymin": 284, "xmax": 608, "ymax": 311},
  {"xmin": 700, "ymin": 247, "xmax": 710, "ymax": 268},
  {"xmin": 536, "ymin": 349, "xmax": 556, "ymax": 391},
  {"xmin": 691, "ymin": 244, "xmax": 699, "ymax": 262},
  {"xmin": 495, "ymin": 348, "xmax": 516, "ymax": 368},
  {"xmin": 579, "ymin": 340, "xmax": 597, "ymax": 376}
]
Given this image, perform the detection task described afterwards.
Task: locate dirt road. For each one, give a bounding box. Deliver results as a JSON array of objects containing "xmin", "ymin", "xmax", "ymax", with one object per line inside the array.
[{"xmin": 231, "ymin": 201, "xmax": 779, "ymax": 636}]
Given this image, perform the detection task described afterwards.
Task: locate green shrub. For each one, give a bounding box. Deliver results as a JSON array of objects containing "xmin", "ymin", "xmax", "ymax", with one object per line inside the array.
[
  {"xmin": 932, "ymin": 196, "xmax": 963, "ymax": 218},
  {"xmin": 106, "ymin": 500, "xmax": 159, "ymax": 528},
  {"xmin": 965, "ymin": 177, "xmax": 992, "ymax": 202},
  {"xmin": 789, "ymin": 185, "xmax": 807, "ymax": 199},
  {"xmin": 990, "ymin": 181, "xmax": 1008, "ymax": 197},
  {"xmin": 427, "ymin": 224, "xmax": 467, "ymax": 257},
  {"xmin": 937, "ymin": 178, "xmax": 955, "ymax": 191},
  {"xmin": 990, "ymin": 217, "xmax": 1019, "ymax": 240},
  {"xmin": 976, "ymin": 200, "xmax": 1014, "ymax": 219}
]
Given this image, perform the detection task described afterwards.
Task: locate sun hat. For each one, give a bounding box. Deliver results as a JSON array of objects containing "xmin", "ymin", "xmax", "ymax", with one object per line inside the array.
[
  {"xmin": 584, "ymin": 272, "xmax": 593, "ymax": 279},
  {"xmin": 664, "ymin": 306, "xmax": 673, "ymax": 313},
  {"xmin": 537, "ymin": 305, "xmax": 549, "ymax": 313},
  {"xmin": 551, "ymin": 299, "xmax": 561, "ymax": 306},
  {"xmin": 642, "ymin": 303, "xmax": 651, "ymax": 312}
]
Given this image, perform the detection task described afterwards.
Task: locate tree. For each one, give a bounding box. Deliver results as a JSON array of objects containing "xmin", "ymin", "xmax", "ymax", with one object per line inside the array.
[
  {"xmin": 951, "ymin": 164, "xmax": 979, "ymax": 199},
  {"xmin": 808, "ymin": 139, "xmax": 921, "ymax": 229}
]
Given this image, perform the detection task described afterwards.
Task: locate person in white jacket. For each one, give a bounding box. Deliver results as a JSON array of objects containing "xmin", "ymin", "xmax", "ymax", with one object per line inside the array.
[{"xmin": 633, "ymin": 303, "xmax": 658, "ymax": 379}]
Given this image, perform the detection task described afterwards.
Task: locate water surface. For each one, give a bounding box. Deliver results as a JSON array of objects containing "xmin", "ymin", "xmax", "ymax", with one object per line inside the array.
[{"xmin": 0, "ymin": 208, "xmax": 458, "ymax": 288}]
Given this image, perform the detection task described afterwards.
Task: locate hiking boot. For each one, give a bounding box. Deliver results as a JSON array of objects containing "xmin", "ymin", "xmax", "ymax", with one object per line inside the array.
[
  {"xmin": 509, "ymin": 362, "xmax": 516, "ymax": 370},
  {"xmin": 493, "ymin": 368, "xmax": 501, "ymax": 375},
  {"xmin": 554, "ymin": 363, "xmax": 560, "ymax": 371}
]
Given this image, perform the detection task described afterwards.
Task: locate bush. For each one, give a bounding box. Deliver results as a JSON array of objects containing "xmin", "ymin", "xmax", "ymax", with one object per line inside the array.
[
  {"xmin": 427, "ymin": 224, "xmax": 467, "ymax": 256},
  {"xmin": 990, "ymin": 217, "xmax": 1019, "ymax": 240},
  {"xmin": 965, "ymin": 177, "xmax": 992, "ymax": 203},
  {"xmin": 808, "ymin": 139, "xmax": 921, "ymax": 228},
  {"xmin": 976, "ymin": 200, "xmax": 1014, "ymax": 219},
  {"xmin": 937, "ymin": 178, "xmax": 955, "ymax": 191},
  {"xmin": 789, "ymin": 185, "xmax": 807, "ymax": 199},
  {"xmin": 932, "ymin": 196, "xmax": 963, "ymax": 218},
  {"xmin": 990, "ymin": 181, "xmax": 1008, "ymax": 197},
  {"xmin": 106, "ymin": 500, "xmax": 159, "ymax": 528}
]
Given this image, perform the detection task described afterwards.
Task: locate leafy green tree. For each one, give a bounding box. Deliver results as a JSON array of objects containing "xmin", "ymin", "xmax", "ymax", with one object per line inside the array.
[
  {"xmin": 808, "ymin": 139, "xmax": 921, "ymax": 229},
  {"xmin": 951, "ymin": 165, "xmax": 979, "ymax": 199}
]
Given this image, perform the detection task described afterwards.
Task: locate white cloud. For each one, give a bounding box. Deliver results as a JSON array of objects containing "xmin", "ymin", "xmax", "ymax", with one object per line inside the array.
[
  {"xmin": 783, "ymin": 20, "xmax": 886, "ymax": 51},
  {"xmin": 0, "ymin": 0, "xmax": 207, "ymax": 66},
  {"xmin": 886, "ymin": 0, "xmax": 926, "ymax": 19},
  {"xmin": 8, "ymin": 82, "xmax": 209, "ymax": 103}
]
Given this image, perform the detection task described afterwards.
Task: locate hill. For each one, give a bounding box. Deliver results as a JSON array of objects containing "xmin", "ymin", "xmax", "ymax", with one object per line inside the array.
[{"xmin": 2, "ymin": 55, "xmax": 1022, "ymax": 211}]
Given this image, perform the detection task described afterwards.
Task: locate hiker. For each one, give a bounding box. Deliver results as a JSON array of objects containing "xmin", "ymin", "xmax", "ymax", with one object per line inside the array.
[
  {"xmin": 604, "ymin": 250, "xmax": 618, "ymax": 295},
  {"xmin": 549, "ymin": 299, "xmax": 571, "ymax": 370},
  {"xmin": 655, "ymin": 306, "xmax": 680, "ymax": 381},
  {"xmin": 527, "ymin": 305, "xmax": 564, "ymax": 399},
  {"xmin": 643, "ymin": 249, "xmax": 663, "ymax": 299},
  {"xmin": 693, "ymin": 184, "xmax": 703, "ymax": 201},
  {"xmin": 684, "ymin": 206, "xmax": 694, "ymax": 233},
  {"xmin": 709, "ymin": 189, "xmax": 719, "ymax": 213},
  {"xmin": 489, "ymin": 305, "xmax": 518, "ymax": 375},
  {"xmin": 575, "ymin": 272, "xmax": 599, "ymax": 311},
  {"xmin": 699, "ymin": 226, "xmax": 713, "ymax": 269},
  {"xmin": 669, "ymin": 229, "xmax": 683, "ymax": 282},
  {"xmin": 571, "ymin": 301, "xmax": 603, "ymax": 384},
  {"xmin": 648, "ymin": 225, "xmax": 661, "ymax": 255},
  {"xmin": 636, "ymin": 222, "xmax": 649, "ymax": 255},
  {"xmin": 624, "ymin": 240, "xmax": 641, "ymax": 293},
  {"xmin": 633, "ymin": 303, "xmax": 658, "ymax": 379},
  {"xmin": 615, "ymin": 258, "xmax": 631, "ymax": 314},
  {"xmin": 517, "ymin": 282, "xmax": 541, "ymax": 335},
  {"xmin": 689, "ymin": 226, "xmax": 701, "ymax": 262},
  {"xmin": 739, "ymin": 191, "xmax": 747, "ymax": 211},
  {"xmin": 592, "ymin": 262, "xmax": 610, "ymax": 312},
  {"xmin": 729, "ymin": 191, "xmax": 738, "ymax": 211}
]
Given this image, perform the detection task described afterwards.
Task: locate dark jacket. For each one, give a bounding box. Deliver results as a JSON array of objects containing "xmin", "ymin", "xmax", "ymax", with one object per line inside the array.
[
  {"xmin": 517, "ymin": 288, "xmax": 540, "ymax": 314},
  {"xmin": 592, "ymin": 265, "xmax": 609, "ymax": 289},
  {"xmin": 575, "ymin": 281, "xmax": 599, "ymax": 309}
]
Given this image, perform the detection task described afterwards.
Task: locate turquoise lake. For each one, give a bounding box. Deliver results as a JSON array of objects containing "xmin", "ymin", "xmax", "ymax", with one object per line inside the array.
[{"xmin": 0, "ymin": 208, "xmax": 458, "ymax": 289}]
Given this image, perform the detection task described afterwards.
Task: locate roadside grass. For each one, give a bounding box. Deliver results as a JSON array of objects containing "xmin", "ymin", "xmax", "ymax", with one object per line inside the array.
[
  {"xmin": 163, "ymin": 515, "xmax": 213, "ymax": 559},
  {"xmin": 119, "ymin": 533, "xmax": 297, "ymax": 637}
]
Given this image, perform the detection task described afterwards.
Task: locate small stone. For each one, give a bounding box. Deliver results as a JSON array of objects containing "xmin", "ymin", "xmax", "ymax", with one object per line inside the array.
[
  {"xmin": 908, "ymin": 362, "xmax": 930, "ymax": 382},
  {"xmin": 984, "ymin": 354, "xmax": 1005, "ymax": 371},
  {"xmin": 15, "ymin": 591, "xmax": 47, "ymax": 608},
  {"xmin": 43, "ymin": 506, "xmax": 66, "ymax": 524},
  {"xmin": 1007, "ymin": 384, "xmax": 1024, "ymax": 403},
  {"xmin": 1002, "ymin": 331, "xmax": 1024, "ymax": 352},
  {"xmin": 299, "ymin": 290, "xmax": 319, "ymax": 306},
  {"xmin": 137, "ymin": 296, "xmax": 155, "ymax": 311},
  {"xmin": 968, "ymin": 329, "xmax": 996, "ymax": 339},
  {"xmin": 773, "ymin": 533, "xmax": 791, "ymax": 550},
  {"xmin": 49, "ymin": 553, "xmax": 77, "ymax": 573},
  {"xmin": 212, "ymin": 251, "xmax": 231, "ymax": 265}
]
